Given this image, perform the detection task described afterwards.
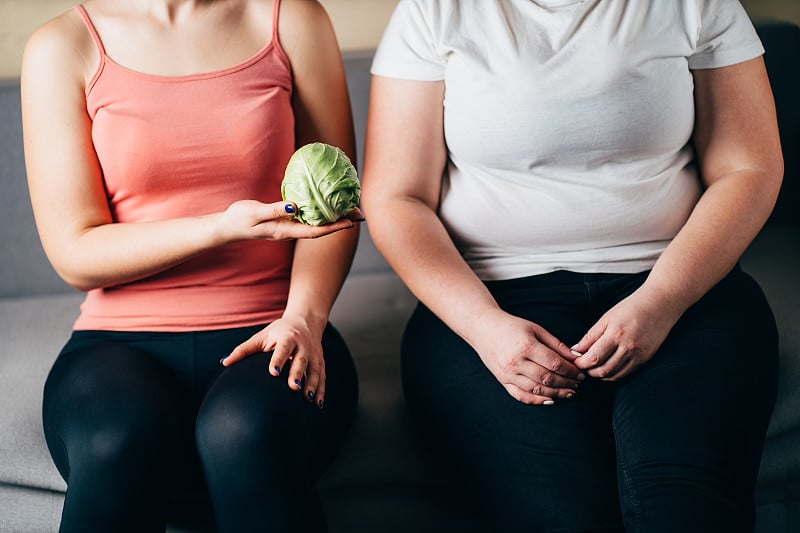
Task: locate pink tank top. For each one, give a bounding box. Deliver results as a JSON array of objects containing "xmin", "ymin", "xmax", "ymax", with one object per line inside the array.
[{"xmin": 73, "ymin": 1, "xmax": 296, "ymax": 331}]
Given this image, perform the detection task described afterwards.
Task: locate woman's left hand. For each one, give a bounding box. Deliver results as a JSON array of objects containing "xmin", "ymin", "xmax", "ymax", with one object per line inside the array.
[
  {"xmin": 570, "ymin": 289, "xmax": 683, "ymax": 381},
  {"xmin": 222, "ymin": 317, "xmax": 326, "ymax": 407}
]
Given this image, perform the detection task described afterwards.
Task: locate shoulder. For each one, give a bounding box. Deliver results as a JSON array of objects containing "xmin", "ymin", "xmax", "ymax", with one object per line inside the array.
[
  {"xmin": 21, "ymin": 8, "xmax": 97, "ymax": 91},
  {"xmin": 274, "ymin": 0, "xmax": 340, "ymax": 66},
  {"xmin": 277, "ymin": 0, "xmax": 335, "ymax": 43}
]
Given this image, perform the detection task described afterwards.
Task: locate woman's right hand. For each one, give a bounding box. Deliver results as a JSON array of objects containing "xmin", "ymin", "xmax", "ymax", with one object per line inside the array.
[
  {"xmin": 215, "ymin": 200, "xmax": 358, "ymax": 242},
  {"xmin": 469, "ymin": 311, "xmax": 585, "ymax": 405}
]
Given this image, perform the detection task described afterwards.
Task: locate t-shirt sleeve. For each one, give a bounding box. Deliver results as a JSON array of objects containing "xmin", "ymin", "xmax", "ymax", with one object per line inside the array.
[
  {"xmin": 688, "ymin": 0, "xmax": 764, "ymax": 69},
  {"xmin": 370, "ymin": 0, "xmax": 446, "ymax": 81}
]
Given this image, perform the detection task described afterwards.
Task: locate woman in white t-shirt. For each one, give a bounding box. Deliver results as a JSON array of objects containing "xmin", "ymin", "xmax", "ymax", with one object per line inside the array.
[{"xmin": 362, "ymin": 1, "xmax": 783, "ymax": 531}]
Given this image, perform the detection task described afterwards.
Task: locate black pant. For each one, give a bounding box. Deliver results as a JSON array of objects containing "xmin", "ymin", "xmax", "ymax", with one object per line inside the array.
[
  {"xmin": 401, "ymin": 267, "xmax": 778, "ymax": 533},
  {"xmin": 42, "ymin": 323, "xmax": 358, "ymax": 533}
]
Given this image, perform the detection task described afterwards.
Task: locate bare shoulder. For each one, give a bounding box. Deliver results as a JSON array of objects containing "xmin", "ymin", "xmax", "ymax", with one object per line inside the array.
[
  {"xmin": 21, "ymin": 8, "xmax": 97, "ymax": 90},
  {"xmin": 276, "ymin": 0, "xmax": 339, "ymax": 58}
]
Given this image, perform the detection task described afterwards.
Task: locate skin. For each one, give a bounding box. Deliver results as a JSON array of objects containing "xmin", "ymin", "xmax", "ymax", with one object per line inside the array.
[
  {"xmin": 21, "ymin": 0, "xmax": 360, "ymax": 408},
  {"xmin": 361, "ymin": 58, "xmax": 782, "ymax": 405}
]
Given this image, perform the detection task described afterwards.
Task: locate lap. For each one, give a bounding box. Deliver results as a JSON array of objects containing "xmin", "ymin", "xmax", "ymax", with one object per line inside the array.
[
  {"xmin": 401, "ymin": 303, "xmax": 623, "ymax": 531},
  {"xmin": 401, "ymin": 267, "xmax": 778, "ymax": 532}
]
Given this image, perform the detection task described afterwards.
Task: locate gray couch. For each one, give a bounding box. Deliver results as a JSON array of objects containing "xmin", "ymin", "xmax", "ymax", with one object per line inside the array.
[{"xmin": 1, "ymin": 20, "xmax": 798, "ymax": 533}]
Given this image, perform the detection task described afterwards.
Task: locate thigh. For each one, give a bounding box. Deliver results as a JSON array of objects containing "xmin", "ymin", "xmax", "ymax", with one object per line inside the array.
[
  {"xmin": 194, "ymin": 324, "xmax": 357, "ymax": 532},
  {"xmin": 195, "ymin": 323, "xmax": 358, "ymax": 475},
  {"xmin": 402, "ymin": 302, "xmax": 623, "ymax": 533},
  {"xmin": 42, "ymin": 336, "xmax": 195, "ymax": 533},
  {"xmin": 612, "ymin": 268, "xmax": 779, "ymax": 533}
]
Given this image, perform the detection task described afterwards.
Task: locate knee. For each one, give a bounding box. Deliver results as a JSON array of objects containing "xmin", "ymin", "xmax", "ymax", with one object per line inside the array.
[
  {"xmin": 96, "ymin": 397, "xmax": 186, "ymax": 459},
  {"xmin": 195, "ymin": 387, "xmax": 305, "ymax": 462},
  {"xmin": 618, "ymin": 459, "xmax": 754, "ymax": 532}
]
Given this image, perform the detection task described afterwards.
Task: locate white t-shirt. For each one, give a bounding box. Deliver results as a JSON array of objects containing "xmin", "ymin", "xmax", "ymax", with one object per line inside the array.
[{"xmin": 371, "ymin": 0, "xmax": 764, "ymax": 280}]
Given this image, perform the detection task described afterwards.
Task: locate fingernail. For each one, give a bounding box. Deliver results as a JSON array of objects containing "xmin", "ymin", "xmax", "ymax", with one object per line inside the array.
[
  {"xmin": 571, "ymin": 350, "xmax": 583, "ymax": 357},
  {"xmin": 578, "ymin": 373, "xmax": 586, "ymax": 381},
  {"xmin": 318, "ymin": 399, "xmax": 325, "ymax": 409},
  {"xmin": 294, "ymin": 379, "xmax": 302, "ymax": 389},
  {"xmin": 219, "ymin": 356, "xmax": 228, "ymax": 365},
  {"xmin": 543, "ymin": 400, "xmax": 555, "ymax": 406},
  {"xmin": 273, "ymin": 365, "xmax": 281, "ymax": 375},
  {"xmin": 284, "ymin": 203, "xmax": 295, "ymax": 214},
  {"xmin": 566, "ymin": 392, "xmax": 575, "ymax": 399},
  {"xmin": 307, "ymin": 390, "xmax": 315, "ymax": 400}
]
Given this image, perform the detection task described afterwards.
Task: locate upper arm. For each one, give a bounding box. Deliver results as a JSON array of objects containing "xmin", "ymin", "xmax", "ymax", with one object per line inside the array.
[
  {"xmin": 21, "ymin": 13, "xmax": 111, "ymax": 269},
  {"xmin": 362, "ymin": 75, "xmax": 446, "ymax": 213},
  {"xmin": 691, "ymin": 57, "xmax": 783, "ymax": 191},
  {"xmin": 278, "ymin": 0, "xmax": 355, "ymax": 160}
]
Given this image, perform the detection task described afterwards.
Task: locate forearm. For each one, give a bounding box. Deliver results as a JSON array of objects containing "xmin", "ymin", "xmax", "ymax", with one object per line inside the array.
[
  {"xmin": 52, "ymin": 213, "xmax": 224, "ymax": 291},
  {"xmin": 369, "ymin": 198, "xmax": 503, "ymax": 344},
  {"xmin": 640, "ymin": 58, "xmax": 783, "ymax": 319},
  {"xmin": 283, "ymin": 227, "xmax": 359, "ymax": 336},
  {"xmin": 641, "ymin": 170, "xmax": 779, "ymax": 317}
]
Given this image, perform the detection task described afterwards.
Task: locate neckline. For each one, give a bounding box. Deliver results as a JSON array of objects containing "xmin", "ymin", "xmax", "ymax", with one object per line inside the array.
[
  {"xmin": 75, "ymin": 3, "xmax": 286, "ymax": 84},
  {"xmin": 531, "ymin": 0, "xmax": 584, "ymax": 7},
  {"xmin": 101, "ymin": 42, "xmax": 277, "ymax": 82}
]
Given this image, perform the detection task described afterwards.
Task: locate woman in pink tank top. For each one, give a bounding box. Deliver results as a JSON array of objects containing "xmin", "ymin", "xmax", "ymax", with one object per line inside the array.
[{"xmin": 21, "ymin": 1, "xmax": 362, "ymax": 531}]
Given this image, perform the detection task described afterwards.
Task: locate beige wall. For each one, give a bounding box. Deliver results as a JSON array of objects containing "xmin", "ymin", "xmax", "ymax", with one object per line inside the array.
[
  {"xmin": 0, "ymin": 0, "xmax": 399, "ymax": 78},
  {"xmin": 1, "ymin": 0, "xmax": 798, "ymax": 79}
]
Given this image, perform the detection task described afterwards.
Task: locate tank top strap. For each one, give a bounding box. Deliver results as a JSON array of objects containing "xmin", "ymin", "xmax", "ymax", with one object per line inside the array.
[
  {"xmin": 271, "ymin": 0, "xmax": 282, "ymax": 48},
  {"xmin": 74, "ymin": 4, "xmax": 107, "ymax": 57}
]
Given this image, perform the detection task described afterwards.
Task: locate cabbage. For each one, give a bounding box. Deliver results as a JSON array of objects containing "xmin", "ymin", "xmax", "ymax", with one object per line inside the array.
[{"xmin": 281, "ymin": 143, "xmax": 361, "ymax": 226}]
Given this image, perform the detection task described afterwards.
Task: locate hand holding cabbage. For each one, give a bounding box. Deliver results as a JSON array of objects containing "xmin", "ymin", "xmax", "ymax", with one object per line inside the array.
[{"xmin": 281, "ymin": 143, "xmax": 362, "ymax": 226}]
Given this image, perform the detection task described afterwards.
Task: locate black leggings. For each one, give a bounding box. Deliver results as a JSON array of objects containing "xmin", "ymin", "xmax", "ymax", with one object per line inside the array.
[
  {"xmin": 42, "ymin": 323, "xmax": 358, "ymax": 533},
  {"xmin": 402, "ymin": 266, "xmax": 778, "ymax": 533}
]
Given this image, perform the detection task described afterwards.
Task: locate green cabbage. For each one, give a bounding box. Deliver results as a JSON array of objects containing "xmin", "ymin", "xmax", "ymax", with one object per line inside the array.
[{"xmin": 281, "ymin": 143, "xmax": 361, "ymax": 226}]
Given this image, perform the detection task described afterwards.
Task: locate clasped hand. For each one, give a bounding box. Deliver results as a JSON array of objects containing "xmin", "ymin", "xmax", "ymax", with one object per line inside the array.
[
  {"xmin": 570, "ymin": 288, "xmax": 682, "ymax": 382},
  {"xmin": 477, "ymin": 287, "xmax": 682, "ymax": 405},
  {"xmin": 471, "ymin": 312, "xmax": 585, "ymax": 405}
]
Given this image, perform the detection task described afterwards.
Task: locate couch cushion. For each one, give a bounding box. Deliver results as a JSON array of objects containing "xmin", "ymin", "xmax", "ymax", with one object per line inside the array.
[
  {"xmin": 0, "ymin": 292, "xmax": 79, "ymax": 493},
  {"xmin": 0, "ymin": 81, "xmax": 76, "ymax": 298}
]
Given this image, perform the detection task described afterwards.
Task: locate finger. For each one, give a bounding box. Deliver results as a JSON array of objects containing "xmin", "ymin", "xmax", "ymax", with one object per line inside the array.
[
  {"xmin": 263, "ymin": 201, "xmax": 298, "ymax": 220},
  {"xmin": 536, "ymin": 329, "xmax": 586, "ymax": 372},
  {"xmin": 308, "ymin": 219, "xmax": 356, "ymax": 237},
  {"xmin": 222, "ymin": 335, "xmax": 273, "ymax": 367},
  {"xmin": 343, "ymin": 206, "xmax": 366, "ymax": 222},
  {"xmin": 286, "ymin": 353, "xmax": 308, "ymax": 392},
  {"xmin": 504, "ymin": 383, "xmax": 557, "ymax": 406},
  {"xmin": 303, "ymin": 360, "xmax": 323, "ymax": 404},
  {"xmin": 513, "ymin": 358, "xmax": 582, "ymax": 390},
  {"xmin": 571, "ymin": 320, "xmax": 606, "ymax": 356},
  {"xmin": 315, "ymin": 373, "xmax": 327, "ymax": 409},
  {"xmin": 509, "ymin": 372, "xmax": 579, "ymax": 400},
  {"xmin": 536, "ymin": 328, "xmax": 581, "ymax": 363},
  {"xmin": 280, "ymin": 218, "xmax": 355, "ymax": 240},
  {"xmin": 589, "ymin": 347, "xmax": 639, "ymax": 381},
  {"xmin": 526, "ymin": 343, "xmax": 586, "ymax": 382},
  {"xmin": 268, "ymin": 340, "xmax": 294, "ymax": 377},
  {"xmin": 573, "ymin": 332, "xmax": 617, "ymax": 371}
]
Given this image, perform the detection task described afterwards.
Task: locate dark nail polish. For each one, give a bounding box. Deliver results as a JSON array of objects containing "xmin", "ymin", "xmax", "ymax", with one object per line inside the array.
[
  {"xmin": 284, "ymin": 203, "xmax": 295, "ymax": 214},
  {"xmin": 294, "ymin": 379, "xmax": 302, "ymax": 389},
  {"xmin": 273, "ymin": 365, "xmax": 281, "ymax": 375},
  {"xmin": 307, "ymin": 390, "xmax": 315, "ymax": 400},
  {"xmin": 219, "ymin": 357, "xmax": 227, "ymax": 365},
  {"xmin": 318, "ymin": 399, "xmax": 325, "ymax": 409}
]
